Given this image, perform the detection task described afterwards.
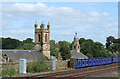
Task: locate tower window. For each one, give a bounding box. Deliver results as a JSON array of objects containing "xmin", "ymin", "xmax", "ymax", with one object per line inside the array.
[
  {"xmin": 78, "ymin": 46, "xmax": 79, "ymax": 49},
  {"xmin": 74, "ymin": 46, "xmax": 76, "ymax": 49},
  {"xmin": 45, "ymin": 34, "xmax": 47, "ymax": 42},
  {"xmin": 38, "ymin": 34, "xmax": 40, "ymax": 42}
]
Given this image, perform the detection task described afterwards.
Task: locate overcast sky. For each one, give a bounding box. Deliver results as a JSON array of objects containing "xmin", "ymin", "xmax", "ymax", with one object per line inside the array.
[{"xmin": 1, "ymin": 2, "xmax": 118, "ymax": 45}]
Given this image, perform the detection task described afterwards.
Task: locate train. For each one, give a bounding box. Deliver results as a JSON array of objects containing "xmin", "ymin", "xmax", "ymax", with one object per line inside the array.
[{"xmin": 75, "ymin": 56, "xmax": 120, "ymax": 69}]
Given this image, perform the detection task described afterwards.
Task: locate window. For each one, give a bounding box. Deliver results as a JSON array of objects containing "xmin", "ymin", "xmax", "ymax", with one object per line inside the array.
[
  {"xmin": 45, "ymin": 34, "xmax": 47, "ymax": 42},
  {"xmin": 38, "ymin": 34, "xmax": 40, "ymax": 42},
  {"xmin": 74, "ymin": 46, "xmax": 76, "ymax": 49},
  {"xmin": 78, "ymin": 46, "xmax": 79, "ymax": 49}
]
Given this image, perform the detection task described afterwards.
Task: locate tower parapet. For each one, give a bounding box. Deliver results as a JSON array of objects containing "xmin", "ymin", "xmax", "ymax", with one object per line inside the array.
[{"xmin": 34, "ymin": 21, "xmax": 50, "ymax": 58}]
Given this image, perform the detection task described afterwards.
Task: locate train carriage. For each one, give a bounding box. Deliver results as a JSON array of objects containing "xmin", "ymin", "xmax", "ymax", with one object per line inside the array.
[{"xmin": 75, "ymin": 56, "xmax": 119, "ymax": 69}]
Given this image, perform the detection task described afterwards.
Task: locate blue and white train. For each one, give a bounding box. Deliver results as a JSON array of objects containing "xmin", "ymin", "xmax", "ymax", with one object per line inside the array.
[{"xmin": 75, "ymin": 56, "xmax": 120, "ymax": 69}]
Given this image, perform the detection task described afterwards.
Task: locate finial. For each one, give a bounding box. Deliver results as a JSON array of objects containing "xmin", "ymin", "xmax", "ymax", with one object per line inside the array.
[
  {"xmin": 41, "ymin": 21, "xmax": 42, "ymax": 24},
  {"xmin": 75, "ymin": 32, "xmax": 77, "ymax": 36},
  {"xmin": 74, "ymin": 32, "xmax": 77, "ymax": 38},
  {"xmin": 48, "ymin": 21, "xmax": 50, "ymax": 25},
  {"xmin": 35, "ymin": 21, "xmax": 37, "ymax": 25}
]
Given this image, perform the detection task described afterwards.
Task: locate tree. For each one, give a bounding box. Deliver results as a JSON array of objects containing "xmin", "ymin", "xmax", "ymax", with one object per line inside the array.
[
  {"xmin": 86, "ymin": 53, "xmax": 93, "ymax": 58},
  {"xmin": 80, "ymin": 39, "xmax": 111, "ymax": 58},
  {"xmin": 50, "ymin": 40, "xmax": 55, "ymax": 45},
  {"xmin": 2, "ymin": 37, "xmax": 22, "ymax": 49},
  {"xmin": 50, "ymin": 40, "xmax": 60, "ymax": 59},
  {"xmin": 23, "ymin": 38, "xmax": 33, "ymax": 44},
  {"xmin": 16, "ymin": 43, "xmax": 35, "ymax": 50},
  {"xmin": 80, "ymin": 39, "xmax": 94, "ymax": 55},
  {"xmin": 79, "ymin": 38, "xmax": 85, "ymax": 44},
  {"xmin": 59, "ymin": 41, "xmax": 71, "ymax": 60},
  {"xmin": 106, "ymin": 36, "xmax": 115, "ymax": 49},
  {"xmin": 93, "ymin": 42, "xmax": 108, "ymax": 57}
]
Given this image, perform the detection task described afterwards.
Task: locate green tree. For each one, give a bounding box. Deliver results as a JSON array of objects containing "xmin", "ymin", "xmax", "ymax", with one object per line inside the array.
[
  {"xmin": 23, "ymin": 38, "xmax": 33, "ymax": 44},
  {"xmin": 86, "ymin": 53, "xmax": 93, "ymax": 58},
  {"xmin": 50, "ymin": 40, "xmax": 60, "ymax": 59},
  {"xmin": 79, "ymin": 38, "xmax": 85, "ymax": 44},
  {"xmin": 59, "ymin": 41, "xmax": 71, "ymax": 60},
  {"xmin": 2, "ymin": 37, "xmax": 22, "ymax": 49},
  {"xmin": 106, "ymin": 36, "xmax": 115, "ymax": 49},
  {"xmin": 80, "ymin": 39, "xmax": 94, "ymax": 55},
  {"xmin": 16, "ymin": 43, "xmax": 35, "ymax": 50}
]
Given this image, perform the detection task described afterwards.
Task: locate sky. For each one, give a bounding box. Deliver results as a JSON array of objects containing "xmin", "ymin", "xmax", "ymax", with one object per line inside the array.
[{"xmin": 1, "ymin": 2, "xmax": 118, "ymax": 45}]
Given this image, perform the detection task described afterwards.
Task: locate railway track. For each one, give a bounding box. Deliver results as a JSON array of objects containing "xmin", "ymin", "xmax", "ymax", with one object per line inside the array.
[{"xmin": 29, "ymin": 63, "xmax": 119, "ymax": 78}]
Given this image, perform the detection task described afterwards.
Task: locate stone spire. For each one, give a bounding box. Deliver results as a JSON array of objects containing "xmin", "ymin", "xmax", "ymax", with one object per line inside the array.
[
  {"xmin": 48, "ymin": 21, "xmax": 50, "ymax": 25},
  {"xmin": 47, "ymin": 21, "xmax": 50, "ymax": 30},
  {"xmin": 34, "ymin": 21, "xmax": 38, "ymax": 30}
]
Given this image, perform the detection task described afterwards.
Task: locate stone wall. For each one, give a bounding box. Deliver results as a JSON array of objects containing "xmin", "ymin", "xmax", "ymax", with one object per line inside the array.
[{"xmin": 2, "ymin": 60, "xmax": 68, "ymax": 71}]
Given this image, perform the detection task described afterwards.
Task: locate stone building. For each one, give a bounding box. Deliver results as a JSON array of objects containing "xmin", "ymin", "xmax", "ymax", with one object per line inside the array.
[
  {"xmin": 71, "ymin": 33, "xmax": 88, "ymax": 59},
  {"xmin": 72, "ymin": 33, "xmax": 80, "ymax": 52},
  {"xmin": 34, "ymin": 21, "xmax": 50, "ymax": 58},
  {"xmin": 1, "ymin": 50, "xmax": 45, "ymax": 62}
]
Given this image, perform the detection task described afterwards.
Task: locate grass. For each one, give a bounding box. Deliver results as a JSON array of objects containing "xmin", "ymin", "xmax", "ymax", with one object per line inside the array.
[
  {"xmin": 2, "ymin": 66, "xmax": 18, "ymax": 77},
  {"xmin": 56, "ymin": 67, "xmax": 70, "ymax": 71},
  {"xmin": 27, "ymin": 57, "xmax": 50, "ymax": 73}
]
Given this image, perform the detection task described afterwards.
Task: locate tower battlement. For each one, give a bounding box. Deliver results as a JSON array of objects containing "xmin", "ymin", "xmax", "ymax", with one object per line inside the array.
[{"xmin": 34, "ymin": 21, "xmax": 50, "ymax": 58}]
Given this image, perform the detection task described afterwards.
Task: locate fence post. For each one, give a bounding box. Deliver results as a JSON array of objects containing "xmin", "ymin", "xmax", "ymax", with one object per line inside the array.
[
  {"xmin": 19, "ymin": 59, "xmax": 26, "ymax": 74},
  {"xmin": 70, "ymin": 58, "xmax": 77, "ymax": 68}
]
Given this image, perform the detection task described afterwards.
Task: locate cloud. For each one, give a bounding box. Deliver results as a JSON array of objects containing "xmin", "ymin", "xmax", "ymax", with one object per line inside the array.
[
  {"xmin": 2, "ymin": 3, "xmax": 111, "ymax": 27},
  {"xmin": 103, "ymin": 22, "xmax": 118, "ymax": 28},
  {"xmin": 9, "ymin": 30, "xmax": 33, "ymax": 33},
  {"xmin": 2, "ymin": 2, "xmax": 117, "ymax": 44}
]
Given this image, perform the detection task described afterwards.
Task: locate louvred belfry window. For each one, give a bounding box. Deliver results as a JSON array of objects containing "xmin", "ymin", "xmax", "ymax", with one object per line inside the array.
[
  {"xmin": 45, "ymin": 34, "xmax": 47, "ymax": 42},
  {"xmin": 38, "ymin": 34, "xmax": 40, "ymax": 42}
]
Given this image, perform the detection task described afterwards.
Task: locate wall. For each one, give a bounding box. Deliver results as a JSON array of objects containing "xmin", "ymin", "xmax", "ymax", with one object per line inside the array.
[{"xmin": 1, "ymin": 60, "xmax": 68, "ymax": 71}]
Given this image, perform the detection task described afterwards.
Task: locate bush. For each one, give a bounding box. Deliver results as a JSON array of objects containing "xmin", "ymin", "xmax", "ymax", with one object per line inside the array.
[
  {"xmin": 2, "ymin": 66, "xmax": 17, "ymax": 77},
  {"xmin": 27, "ymin": 57, "xmax": 50, "ymax": 73}
]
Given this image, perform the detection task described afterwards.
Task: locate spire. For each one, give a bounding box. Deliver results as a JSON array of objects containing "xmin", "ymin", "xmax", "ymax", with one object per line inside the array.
[
  {"xmin": 34, "ymin": 21, "xmax": 38, "ymax": 30},
  {"xmin": 34, "ymin": 21, "xmax": 38, "ymax": 27},
  {"xmin": 43, "ymin": 20, "xmax": 44, "ymax": 24},
  {"xmin": 48, "ymin": 21, "xmax": 50, "ymax": 25},
  {"xmin": 35, "ymin": 21, "xmax": 37, "ymax": 25},
  {"xmin": 47, "ymin": 21, "xmax": 50, "ymax": 30}
]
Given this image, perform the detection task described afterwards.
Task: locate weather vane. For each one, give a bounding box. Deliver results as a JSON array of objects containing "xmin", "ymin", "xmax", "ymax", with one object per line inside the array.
[
  {"xmin": 75, "ymin": 32, "xmax": 77, "ymax": 36},
  {"xmin": 75, "ymin": 32, "xmax": 77, "ymax": 38}
]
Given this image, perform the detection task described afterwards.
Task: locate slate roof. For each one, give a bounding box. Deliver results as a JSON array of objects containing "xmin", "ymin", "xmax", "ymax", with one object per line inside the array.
[
  {"xmin": 1, "ymin": 50, "xmax": 45, "ymax": 62},
  {"xmin": 71, "ymin": 50, "xmax": 88, "ymax": 59}
]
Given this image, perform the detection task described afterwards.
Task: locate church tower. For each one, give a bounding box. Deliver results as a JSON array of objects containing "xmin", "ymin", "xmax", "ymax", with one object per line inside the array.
[
  {"xmin": 72, "ymin": 33, "xmax": 80, "ymax": 52},
  {"xmin": 34, "ymin": 21, "xmax": 50, "ymax": 58}
]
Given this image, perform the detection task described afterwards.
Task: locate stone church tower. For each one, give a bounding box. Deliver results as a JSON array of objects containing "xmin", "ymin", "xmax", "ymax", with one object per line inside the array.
[
  {"xmin": 34, "ymin": 21, "xmax": 50, "ymax": 58},
  {"xmin": 72, "ymin": 33, "xmax": 80, "ymax": 52}
]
